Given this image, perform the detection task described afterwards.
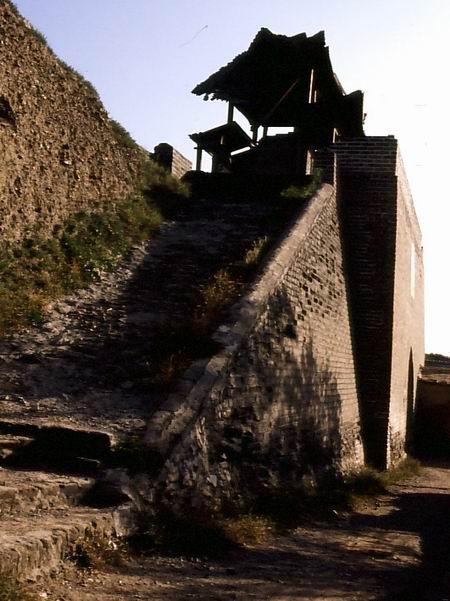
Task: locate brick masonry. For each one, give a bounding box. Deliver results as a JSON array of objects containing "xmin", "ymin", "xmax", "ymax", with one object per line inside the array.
[
  {"xmin": 143, "ymin": 136, "xmax": 424, "ymax": 510},
  {"xmin": 335, "ymin": 137, "xmax": 424, "ymax": 468},
  {"xmin": 145, "ymin": 184, "xmax": 364, "ymax": 512},
  {"xmin": 0, "ymin": 1, "xmax": 148, "ymax": 245}
]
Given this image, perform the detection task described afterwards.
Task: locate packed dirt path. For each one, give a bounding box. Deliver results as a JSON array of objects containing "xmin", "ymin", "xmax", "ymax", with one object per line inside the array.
[{"xmin": 34, "ymin": 462, "xmax": 450, "ymax": 601}]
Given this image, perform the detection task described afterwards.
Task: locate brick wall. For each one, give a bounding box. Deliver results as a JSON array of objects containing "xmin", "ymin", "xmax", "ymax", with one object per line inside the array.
[
  {"xmin": 146, "ymin": 184, "xmax": 364, "ymax": 512},
  {"xmin": 388, "ymin": 154, "xmax": 425, "ymax": 463},
  {"xmin": 0, "ymin": 2, "xmax": 147, "ymax": 245},
  {"xmin": 140, "ymin": 137, "xmax": 424, "ymax": 511},
  {"xmin": 335, "ymin": 136, "xmax": 424, "ymax": 468},
  {"xmin": 415, "ymin": 379, "xmax": 450, "ymax": 456}
]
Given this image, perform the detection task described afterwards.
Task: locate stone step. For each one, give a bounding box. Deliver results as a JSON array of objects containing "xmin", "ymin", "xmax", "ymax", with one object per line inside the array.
[
  {"xmin": 0, "ymin": 502, "xmax": 134, "ymax": 581},
  {"xmin": 0, "ymin": 434, "xmax": 32, "ymax": 460},
  {"xmin": 0, "ymin": 420, "xmax": 114, "ymax": 475},
  {"xmin": 0, "ymin": 468, "xmax": 94, "ymax": 516}
]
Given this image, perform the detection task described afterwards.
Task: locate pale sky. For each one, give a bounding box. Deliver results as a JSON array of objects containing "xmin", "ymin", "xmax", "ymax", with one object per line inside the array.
[{"xmin": 13, "ymin": 0, "xmax": 450, "ymax": 356}]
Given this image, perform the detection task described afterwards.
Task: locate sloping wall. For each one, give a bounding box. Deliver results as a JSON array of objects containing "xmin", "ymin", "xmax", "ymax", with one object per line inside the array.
[
  {"xmin": 0, "ymin": 1, "xmax": 147, "ymax": 245},
  {"xmin": 146, "ymin": 184, "xmax": 364, "ymax": 512}
]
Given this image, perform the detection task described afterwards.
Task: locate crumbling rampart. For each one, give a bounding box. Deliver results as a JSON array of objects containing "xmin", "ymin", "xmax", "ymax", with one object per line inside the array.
[{"xmin": 0, "ymin": 1, "xmax": 147, "ymax": 245}]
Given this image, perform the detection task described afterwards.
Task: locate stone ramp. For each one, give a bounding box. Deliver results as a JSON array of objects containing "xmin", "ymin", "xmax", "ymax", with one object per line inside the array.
[{"xmin": 0, "ymin": 196, "xmax": 294, "ymax": 437}]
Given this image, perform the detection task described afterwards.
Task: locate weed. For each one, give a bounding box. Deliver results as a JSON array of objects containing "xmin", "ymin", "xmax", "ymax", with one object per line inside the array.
[
  {"xmin": 27, "ymin": 26, "xmax": 47, "ymax": 46},
  {"xmin": 110, "ymin": 119, "xmax": 141, "ymax": 151},
  {"xmin": 344, "ymin": 467, "xmax": 387, "ymax": 496},
  {"xmin": 60, "ymin": 61, "xmax": 99, "ymax": 98},
  {"xmin": 242, "ymin": 236, "xmax": 270, "ymax": 269},
  {"xmin": 280, "ymin": 169, "xmax": 323, "ymax": 201},
  {"xmin": 128, "ymin": 509, "xmax": 275, "ymax": 558},
  {"xmin": 379, "ymin": 456, "xmax": 421, "ymax": 485},
  {"xmin": 0, "ymin": 572, "xmax": 37, "ymax": 601},
  {"xmin": 220, "ymin": 514, "xmax": 273, "ymax": 545},
  {"xmin": 196, "ymin": 269, "xmax": 239, "ymax": 326},
  {"xmin": 3, "ymin": 0, "xmax": 49, "ymax": 48},
  {"xmin": 69, "ymin": 531, "xmax": 125, "ymax": 570},
  {"xmin": 129, "ymin": 511, "xmax": 239, "ymax": 558},
  {"xmin": 2, "ymin": 1, "xmax": 20, "ymax": 18},
  {"xmin": 141, "ymin": 160, "xmax": 190, "ymax": 200},
  {"xmin": 151, "ymin": 352, "xmax": 192, "ymax": 389},
  {"xmin": 251, "ymin": 458, "xmax": 422, "ymax": 527},
  {"xmin": 345, "ymin": 457, "xmax": 420, "ymax": 494}
]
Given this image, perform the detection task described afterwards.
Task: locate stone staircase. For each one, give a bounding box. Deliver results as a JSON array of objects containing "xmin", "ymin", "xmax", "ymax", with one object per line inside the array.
[
  {"xmin": 0, "ymin": 420, "xmax": 112, "ymax": 476},
  {"xmin": 0, "ymin": 192, "xmax": 302, "ymax": 581},
  {"xmin": 0, "ymin": 423, "xmax": 133, "ymax": 581}
]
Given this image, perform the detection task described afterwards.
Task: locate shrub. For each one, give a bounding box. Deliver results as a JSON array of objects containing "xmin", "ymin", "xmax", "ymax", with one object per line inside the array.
[{"xmin": 280, "ymin": 169, "xmax": 323, "ymax": 201}]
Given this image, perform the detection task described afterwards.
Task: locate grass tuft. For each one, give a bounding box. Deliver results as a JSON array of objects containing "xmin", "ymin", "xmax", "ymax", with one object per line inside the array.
[
  {"xmin": 220, "ymin": 514, "xmax": 273, "ymax": 545},
  {"xmin": 241, "ymin": 236, "xmax": 270, "ymax": 269},
  {"xmin": 68, "ymin": 531, "xmax": 125, "ymax": 570},
  {"xmin": 195, "ymin": 269, "xmax": 239, "ymax": 326}
]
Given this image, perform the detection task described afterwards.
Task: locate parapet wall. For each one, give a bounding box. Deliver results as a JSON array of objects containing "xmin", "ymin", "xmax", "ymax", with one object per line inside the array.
[
  {"xmin": 146, "ymin": 184, "xmax": 364, "ymax": 512},
  {"xmin": 153, "ymin": 143, "xmax": 192, "ymax": 179},
  {"xmin": 0, "ymin": 1, "xmax": 147, "ymax": 245}
]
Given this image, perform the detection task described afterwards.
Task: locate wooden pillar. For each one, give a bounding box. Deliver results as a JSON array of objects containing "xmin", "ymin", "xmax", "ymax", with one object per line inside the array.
[
  {"xmin": 308, "ymin": 68, "xmax": 315, "ymax": 104},
  {"xmin": 227, "ymin": 103, "xmax": 234, "ymax": 124},
  {"xmin": 195, "ymin": 146, "xmax": 203, "ymax": 171}
]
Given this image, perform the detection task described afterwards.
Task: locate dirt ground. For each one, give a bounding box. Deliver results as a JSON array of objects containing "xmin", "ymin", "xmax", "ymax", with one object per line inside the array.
[{"xmin": 29, "ymin": 461, "xmax": 450, "ymax": 601}]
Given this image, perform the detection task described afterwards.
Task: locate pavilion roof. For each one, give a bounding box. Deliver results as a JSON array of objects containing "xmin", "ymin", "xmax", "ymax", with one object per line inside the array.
[{"xmin": 192, "ymin": 28, "xmax": 363, "ymax": 135}]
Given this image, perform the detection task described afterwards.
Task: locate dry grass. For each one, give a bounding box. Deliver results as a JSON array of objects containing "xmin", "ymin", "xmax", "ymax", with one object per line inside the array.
[
  {"xmin": 0, "ymin": 573, "xmax": 38, "ymax": 601},
  {"xmin": 129, "ymin": 510, "xmax": 274, "ymax": 558},
  {"xmin": 68, "ymin": 531, "xmax": 126, "ymax": 570},
  {"xmin": 221, "ymin": 515, "xmax": 274, "ymax": 545},
  {"xmin": 242, "ymin": 236, "xmax": 270, "ymax": 268}
]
